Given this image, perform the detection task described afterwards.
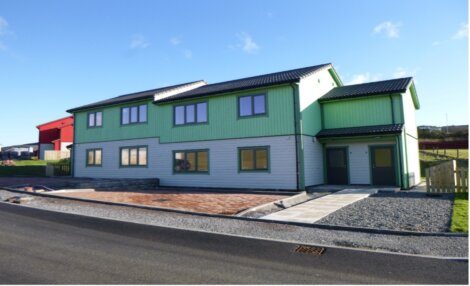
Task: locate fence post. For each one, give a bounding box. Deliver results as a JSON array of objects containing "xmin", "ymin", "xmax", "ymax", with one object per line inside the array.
[{"xmin": 45, "ymin": 164, "xmax": 54, "ymax": 177}]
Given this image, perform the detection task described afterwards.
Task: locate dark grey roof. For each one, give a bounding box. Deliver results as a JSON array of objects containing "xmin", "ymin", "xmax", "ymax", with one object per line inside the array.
[
  {"xmin": 67, "ymin": 80, "xmax": 204, "ymax": 113},
  {"xmin": 316, "ymin": 124, "xmax": 404, "ymax": 138},
  {"xmin": 319, "ymin": 77, "xmax": 413, "ymax": 102},
  {"xmin": 155, "ymin": 64, "xmax": 331, "ymax": 103}
]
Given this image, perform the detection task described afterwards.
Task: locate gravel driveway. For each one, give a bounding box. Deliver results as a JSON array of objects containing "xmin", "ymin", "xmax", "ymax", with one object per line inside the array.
[{"xmin": 317, "ymin": 191, "xmax": 454, "ymax": 232}]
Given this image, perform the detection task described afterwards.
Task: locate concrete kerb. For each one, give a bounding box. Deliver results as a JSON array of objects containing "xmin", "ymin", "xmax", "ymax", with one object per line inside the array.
[{"xmin": 1, "ymin": 187, "xmax": 467, "ymax": 238}]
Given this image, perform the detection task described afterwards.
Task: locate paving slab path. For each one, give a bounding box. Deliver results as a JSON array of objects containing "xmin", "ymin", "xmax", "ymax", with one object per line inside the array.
[{"xmin": 262, "ymin": 189, "xmax": 378, "ymax": 224}]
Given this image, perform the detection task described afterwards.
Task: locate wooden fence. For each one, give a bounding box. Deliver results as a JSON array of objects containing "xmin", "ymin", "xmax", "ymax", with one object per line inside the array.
[
  {"xmin": 44, "ymin": 150, "xmax": 70, "ymax": 161},
  {"xmin": 426, "ymin": 160, "xmax": 468, "ymax": 193},
  {"xmin": 46, "ymin": 163, "xmax": 71, "ymax": 177}
]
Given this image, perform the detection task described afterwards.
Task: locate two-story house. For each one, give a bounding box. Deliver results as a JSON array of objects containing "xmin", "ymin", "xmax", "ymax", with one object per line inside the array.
[{"xmin": 66, "ymin": 63, "xmax": 420, "ymax": 190}]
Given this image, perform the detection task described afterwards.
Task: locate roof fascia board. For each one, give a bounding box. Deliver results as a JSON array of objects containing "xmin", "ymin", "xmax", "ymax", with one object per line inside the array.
[
  {"xmin": 154, "ymin": 82, "xmax": 297, "ymax": 105},
  {"xmin": 153, "ymin": 80, "xmax": 207, "ymax": 102}
]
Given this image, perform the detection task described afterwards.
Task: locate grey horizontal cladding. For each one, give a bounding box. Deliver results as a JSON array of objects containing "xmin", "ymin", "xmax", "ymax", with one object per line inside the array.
[
  {"xmin": 319, "ymin": 77, "xmax": 412, "ymax": 102},
  {"xmin": 66, "ymin": 80, "xmax": 204, "ymax": 113},
  {"xmin": 316, "ymin": 124, "xmax": 404, "ymax": 139},
  {"xmin": 154, "ymin": 63, "xmax": 331, "ymax": 103},
  {"xmin": 74, "ymin": 136, "xmax": 298, "ymax": 190}
]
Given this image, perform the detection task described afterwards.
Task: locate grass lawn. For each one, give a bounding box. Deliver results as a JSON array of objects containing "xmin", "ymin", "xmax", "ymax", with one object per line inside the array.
[
  {"xmin": 420, "ymin": 149, "xmax": 468, "ymax": 161},
  {"xmin": 450, "ymin": 193, "xmax": 468, "ymax": 233}
]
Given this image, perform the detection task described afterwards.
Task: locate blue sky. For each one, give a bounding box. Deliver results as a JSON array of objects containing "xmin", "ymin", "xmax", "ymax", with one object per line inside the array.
[{"xmin": 0, "ymin": 0, "xmax": 467, "ymax": 146}]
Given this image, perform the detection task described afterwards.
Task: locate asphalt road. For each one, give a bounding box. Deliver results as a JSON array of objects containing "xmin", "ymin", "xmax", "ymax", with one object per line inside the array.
[{"xmin": 0, "ymin": 202, "xmax": 467, "ymax": 284}]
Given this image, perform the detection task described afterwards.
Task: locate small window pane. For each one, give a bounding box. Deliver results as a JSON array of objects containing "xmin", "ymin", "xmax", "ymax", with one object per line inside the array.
[
  {"xmin": 253, "ymin": 95, "xmax": 265, "ymax": 114},
  {"xmin": 186, "ymin": 105, "xmax": 195, "ymax": 123},
  {"xmin": 239, "ymin": 96, "xmax": 252, "ymax": 116},
  {"xmin": 174, "ymin": 152, "xmax": 185, "ymax": 171},
  {"xmin": 375, "ymin": 148, "xmax": 392, "ymax": 167},
  {"xmin": 197, "ymin": 151, "xmax": 208, "ymax": 171},
  {"xmin": 138, "ymin": 147, "xmax": 147, "ymax": 166},
  {"xmin": 121, "ymin": 148, "xmax": 129, "ymax": 166},
  {"xmin": 196, "ymin": 103, "xmax": 207, "ymax": 123},
  {"xmin": 95, "ymin": 149, "xmax": 102, "ymax": 165},
  {"xmin": 122, "ymin": 108, "xmax": 129, "ymax": 125},
  {"xmin": 255, "ymin": 149, "xmax": 268, "ymax": 169},
  {"xmin": 139, "ymin": 105, "xmax": 147, "ymax": 123},
  {"xmin": 175, "ymin": 106, "xmax": 185, "ymax": 125},
  {"xmin": 95, "ymin": 112, "xmax": 102, "ymax": 126},
  {"xmin": 240, "ymin": 149, "xmax": 254, "ymax": 170},
  {"xmin": 186, "ymin": 152, "xmax": 196, "ymax": 171},
  {"xmin": 129, "ymin": 148, "xmax": 138, "ymax": 165},
  {"xmin": 87, "ymin": 150, "xmax": 94, "ymax": 165},
  {"xmin": 88, "ymin": 113, "xmax": 95, "ymax": 127},
  {"xmin": 130, "ymin": 106, "xmax": 138, "ymax": 123}
]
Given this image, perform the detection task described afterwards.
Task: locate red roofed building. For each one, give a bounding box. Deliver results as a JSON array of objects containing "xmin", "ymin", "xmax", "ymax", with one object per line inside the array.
[{"xmin": 36, "ymin": 116, "xmax": 74, "ymax": 160}]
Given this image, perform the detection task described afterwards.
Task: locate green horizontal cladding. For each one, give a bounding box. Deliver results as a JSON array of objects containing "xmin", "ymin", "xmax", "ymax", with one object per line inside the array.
[
  {"xmin": 74, "ymin": 85, "xmax": 295, "ymax": 144},
  {"xmin": 156, "ymin": 85, "xmax": 295, "ymax": 143},
  {"xmin": 322, "ymin": 94, "xmax": 404, "ymax": 129},
  {"xmin": 74, "ymin": 99, "xmax": 157, "ymax": 144}
]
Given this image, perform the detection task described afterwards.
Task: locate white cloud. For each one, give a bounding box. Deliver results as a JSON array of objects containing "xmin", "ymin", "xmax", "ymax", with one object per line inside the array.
[
  {"xmin": 170, "ymin": 36, "xmax": 182, "ymax": 45},
  {"xmin": 129, "ymin": 34, "xmax": 150, "ymax": 49},
  {"xmin": 0, "ymin": 42, "xmax": 6, "ymax": 51},
  {"xmin": 346, "ymin": 73, "xmax": 370, "ymax": 85},
  {"xmin": 432, "ymin": 41, "xmax": 441, "ymax": 46},
  {"xmin": 452, "ymin": 23, "xmax": 468, "ymax": 39},
  {"xmin": 373, "ymin": 21, "xmax": 401, "ymax": 38},
  {"xmin": 345, "ymin": 73, "xmax": 383, "ymax": 85},
  {"xmin": 236, "ymin": 32, "xmax": 260, "ymax": 54},
  {"xmin": 183, "ymin": 49, "xmax": 192, "ymax": 59},
  {"xmin": 393, "ymin": 67, "xmax": 420, "ymax": 78}
]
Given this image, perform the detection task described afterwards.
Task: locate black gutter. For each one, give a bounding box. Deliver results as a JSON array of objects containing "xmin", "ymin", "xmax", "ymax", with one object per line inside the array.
[{"xmin": 290, "ymin": 83, "xmax": 300, "ymax": 191}]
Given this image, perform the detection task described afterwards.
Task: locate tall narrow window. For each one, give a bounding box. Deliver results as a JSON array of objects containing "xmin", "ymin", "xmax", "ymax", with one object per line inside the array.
[
  {"xmin": 196, "ymin": 102, "xmax": 207, "ymax": 123},
  {"xmin": 173, "ymin": 102, "xmax": 207, "ymax": 125},
  {"xmin": 122, "ymin": 107, "xmax": 130, "ymax": 125},
  {"xmin": 238, "ymin": 94, "xmax": 266, "ymax": 117},
  {"xmin": 239, "ymin": 146, "xmax": 269, "ymax": 171},
  {"xmin": 139, "ymin": 105, "xmax": 147, "ymax": 123},
  {"xmin": 86, "ymin": 149, "xmax": 102, "ymax": 166},
  {"xmin": 120, "ymin": 146, "xmax": 148, "ymax": 167},
  {"xmin": 130, "ymin": 106, "xmax": 138, "ymax": 123}
]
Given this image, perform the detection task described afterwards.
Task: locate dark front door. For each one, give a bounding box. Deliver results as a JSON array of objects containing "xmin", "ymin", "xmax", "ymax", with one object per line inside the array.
[
  {"xmin": 371, "ymin": 146, "xmax": 396, "ymax": 186},
  {"xmin": 326, "ymin": 148, "xmax": 348, "ymax": 185}
]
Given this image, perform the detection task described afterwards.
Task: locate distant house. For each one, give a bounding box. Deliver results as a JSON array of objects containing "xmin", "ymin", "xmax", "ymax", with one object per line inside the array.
[
  {"xmin": 0, "ymin": 143, "xmax": 38, "ymax": 160},
  {"xmin": 36, "ymin": 116, "xmax": 74, "ymax": 160}
]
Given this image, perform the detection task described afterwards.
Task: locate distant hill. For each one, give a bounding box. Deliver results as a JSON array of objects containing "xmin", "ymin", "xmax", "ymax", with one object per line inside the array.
[{"xmin": 418, "ymin": 125, "xmax": 468, "ymax": 140}]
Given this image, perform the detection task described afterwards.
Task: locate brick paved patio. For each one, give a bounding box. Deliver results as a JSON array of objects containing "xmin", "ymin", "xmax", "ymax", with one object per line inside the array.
[{"xmin": 56, "ymin": 190, "xmax": 288, "ymax": 215}]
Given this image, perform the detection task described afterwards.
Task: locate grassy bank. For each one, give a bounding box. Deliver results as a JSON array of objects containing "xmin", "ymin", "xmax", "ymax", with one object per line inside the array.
[{"xmin": 450, "ymin": 193, "xmax": 468, "ymax": 233}]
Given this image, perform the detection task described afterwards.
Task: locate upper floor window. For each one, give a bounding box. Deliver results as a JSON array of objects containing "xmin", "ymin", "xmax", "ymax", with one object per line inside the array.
[
  {"xmin": 121, "ymin": 104, "xmax": 147, "ymax": 125},
  {"xmin": 174, "ymin": 102, "xmax": 207, "ymax": 126},
  {"xmin": 86, "ymin": 148, "xmax": 102, "ymax": 166},
  {"xmin": 238, "ymin": 94, "xmax": 266, "ymax": 117},
  {"xmin": 88, "ymin": 111, "xmax": 103, "ymax": 128}
]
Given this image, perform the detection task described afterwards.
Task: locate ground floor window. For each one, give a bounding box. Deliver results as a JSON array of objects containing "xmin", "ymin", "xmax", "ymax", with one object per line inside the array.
[
  {"xmin": 173, "ymin": 149, "xmax": 209, "ymax": 173},
  {"xmin": 238, "ymin": 146, "xmax": 269, "ymax": 171},
  {"xmin": 120, "ymin": 146, "xmax": 147, "ymax": 167},
  {"xmin": 86, "ymin": 148, "xmax": 102, "ymax": 166}
]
